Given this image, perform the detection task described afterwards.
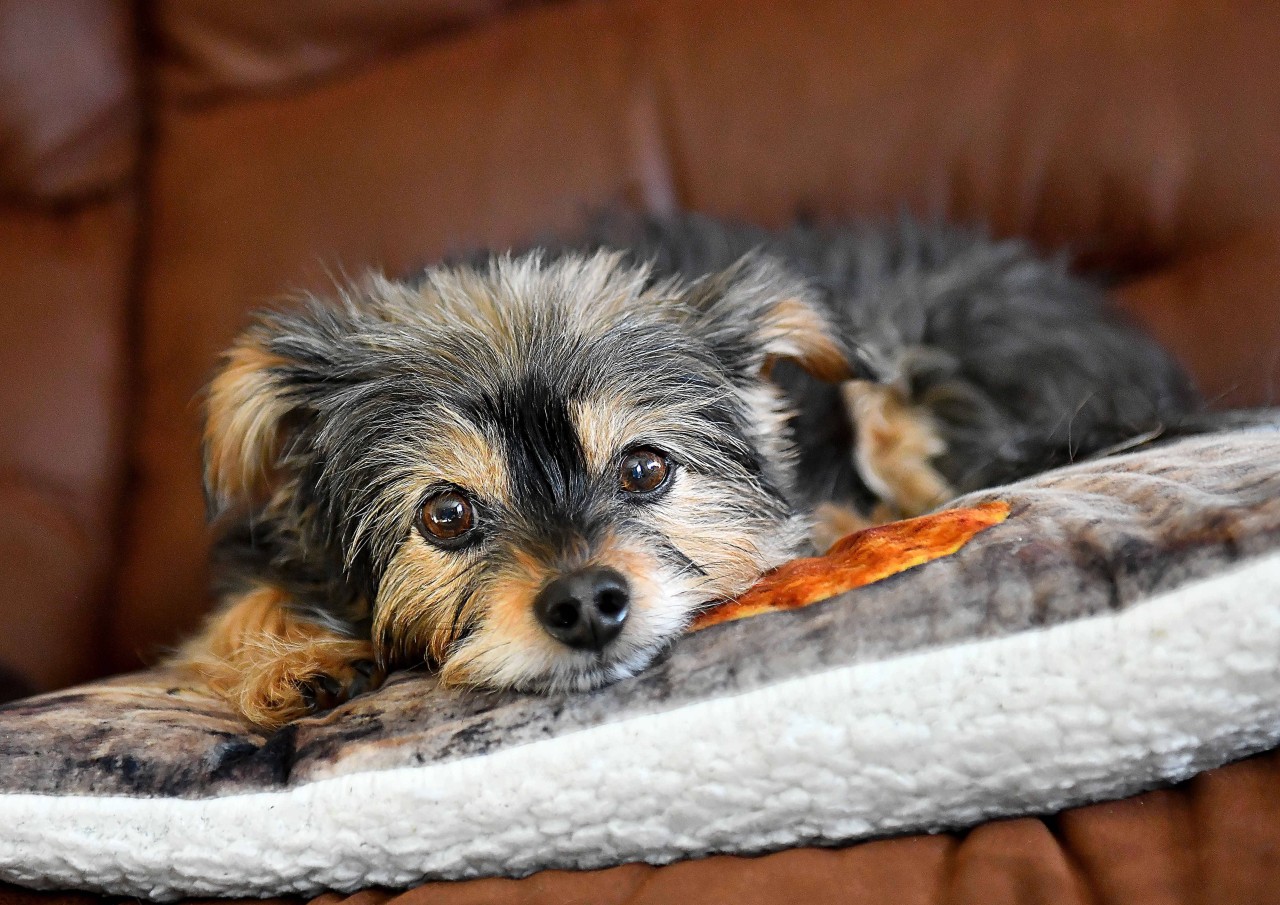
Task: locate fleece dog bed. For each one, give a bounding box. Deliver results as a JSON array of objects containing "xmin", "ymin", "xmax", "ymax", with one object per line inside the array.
[{"xmin": 1, "ymin": 431, "xmax": 1279, "ymax": 899}]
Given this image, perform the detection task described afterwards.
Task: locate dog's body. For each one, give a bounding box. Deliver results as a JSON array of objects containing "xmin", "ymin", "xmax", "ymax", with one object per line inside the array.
[{"xmin": 176, "ymin": 214, "xmax": 1199, "ymax": 729}]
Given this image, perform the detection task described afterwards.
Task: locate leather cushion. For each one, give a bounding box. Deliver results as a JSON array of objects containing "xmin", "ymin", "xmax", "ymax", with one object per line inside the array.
[
  {"xmin": 0, "ymin": 0, "xmax": 137, "ymax": 201},
  {"xmin": 0, "ymin": 199, "xmax": 133, "ymax": 690},
  {"xmin": 154, "ymin": 0, "xmax": 550, "ymax": 101}
]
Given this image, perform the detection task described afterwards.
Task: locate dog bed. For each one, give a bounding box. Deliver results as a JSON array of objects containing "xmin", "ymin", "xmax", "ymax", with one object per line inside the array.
[{"xmin": 1, "ymin": 430, "xmax": 1279, "ymax": 899}]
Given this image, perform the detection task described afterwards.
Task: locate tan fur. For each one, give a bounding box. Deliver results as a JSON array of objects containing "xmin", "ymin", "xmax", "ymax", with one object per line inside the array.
[
  {"xmin": 646, "ymin": 467, "xmax": 804, "ymax": 602},
  {"xmin": 373, "ymin": 534, "xmax": 481, "ymax": 668},
  {"xmin": 429, "ymin": 420, "xmax": 509, "ymax": 506},
  {"xmin": 810, "ymin": 502, "xmax": 874, "ymax": 553},
  {"xmin": 571, "ymin": 396, "xmax": 633, "ymax": 476},
  {"xmin": 204, "ymin": 341, "xmax": 291, "ymax": 510},
  {"xmin": 438, "ymin": 553, "xmax": 552, "ymax": 688},
  {"xmin": 841, "ymin": 380, "xmax": 954, "ymax": 518},
  {"xmin": 571, "ymin": 394, "xmax": 710, "ymax": 478},
  {"xmin": 759, "ymin": 297, "xmax": 852, "ymax": 382},
  {"xmin": 171, "ymin": 585, "xmax": 380, "ymax": 730}
]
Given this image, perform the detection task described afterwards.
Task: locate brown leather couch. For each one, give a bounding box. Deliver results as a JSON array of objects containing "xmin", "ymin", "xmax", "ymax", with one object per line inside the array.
[{"xmin": 2, "ymin": 2, "xmax": 1279, "ymax": 902}]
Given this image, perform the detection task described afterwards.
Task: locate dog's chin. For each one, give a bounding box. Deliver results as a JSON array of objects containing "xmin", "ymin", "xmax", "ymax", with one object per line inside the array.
[
  {"xmin": 443, "ymin": 630, "xmax": 678, "ymax": 696},
  {"xmin": 518, "ymin": 636, "xmax": 684, "ymax": 694}
]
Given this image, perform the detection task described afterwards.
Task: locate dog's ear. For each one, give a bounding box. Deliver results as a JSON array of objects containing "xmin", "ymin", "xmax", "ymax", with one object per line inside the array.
[
  {"xmin": 683, "ymin": 256, "xmax": 852, "ymax": 382},
  {"xmin": 202, "ymin": 327, "xmax": 300, "ymax": 517},
  {"xmin": 203, "ymin": 302, "xmax": 358, "ymax": 518}
]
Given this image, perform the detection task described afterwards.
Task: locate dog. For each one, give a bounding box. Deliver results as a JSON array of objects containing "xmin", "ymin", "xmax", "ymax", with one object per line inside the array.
[{"xmin": 173, "ymin": 214, "xmax": 1199, "ymax": 729}]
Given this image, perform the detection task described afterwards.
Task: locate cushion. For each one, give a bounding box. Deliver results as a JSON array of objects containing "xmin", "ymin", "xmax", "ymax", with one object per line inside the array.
[
  {"xmin": 1, "ymin": 430, "xmax": 1278, "ymax": 899},
  {"xmin": 0, "ymin": 200, "xmax": 135, "ymax": 694}
]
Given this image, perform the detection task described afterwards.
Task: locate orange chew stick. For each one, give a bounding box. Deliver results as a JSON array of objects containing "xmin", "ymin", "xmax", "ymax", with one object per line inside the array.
[{"xmin": 690, "ymin": 501, "xmax": 1010, "ymax": 631}]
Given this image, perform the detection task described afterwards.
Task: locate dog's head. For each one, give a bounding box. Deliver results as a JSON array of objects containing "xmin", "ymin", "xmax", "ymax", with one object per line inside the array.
[{"xmin": 204, "ymin": 251, "xmax": 847, "ymax": 692}]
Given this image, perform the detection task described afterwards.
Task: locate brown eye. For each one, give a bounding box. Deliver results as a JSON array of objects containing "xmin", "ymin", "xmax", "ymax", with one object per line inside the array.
[
  {"xmin": 418, "ymin": 489, "xmax": 477, "ymax": 547},
  {"xmin": 619, "ymin": 447, "xmax": 672, "ymax": 496}
]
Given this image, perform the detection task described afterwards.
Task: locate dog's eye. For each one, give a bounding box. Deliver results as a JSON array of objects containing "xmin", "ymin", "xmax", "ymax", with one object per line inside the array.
[
  {"xmin": 418, "ymin": 489, "xmax": 477, "ymax": 546},
  {"xmin": 619, "ymin": 447, "xmax": 672, "ymax": 496}
]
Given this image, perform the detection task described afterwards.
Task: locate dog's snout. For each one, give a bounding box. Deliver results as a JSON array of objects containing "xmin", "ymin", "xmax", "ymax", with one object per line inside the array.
[{"xmin": 533, "ymin": 567, "xmax": 630, "ymax": 650}]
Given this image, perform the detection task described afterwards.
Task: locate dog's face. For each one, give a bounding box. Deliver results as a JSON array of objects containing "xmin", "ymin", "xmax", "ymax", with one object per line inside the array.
[{"xmin": 204, "ymin": 252, "xmax": 847, "ymax": 692}]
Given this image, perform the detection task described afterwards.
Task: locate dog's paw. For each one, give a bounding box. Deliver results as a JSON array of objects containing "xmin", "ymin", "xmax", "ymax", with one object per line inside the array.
[
  {"xmin": 296, "ymin": 656, "xmax": 385, "ymax": 716},
  {"xmin": 195, "ymin": 637, "xmax": 386, "ymax": 731},
  {"xmin": 171, "ymin": 584, "xmax": 389, "ymax": 731},
  {"xmin": 240, "ymin": 637, "xmax": 386, "ymax": 728}
]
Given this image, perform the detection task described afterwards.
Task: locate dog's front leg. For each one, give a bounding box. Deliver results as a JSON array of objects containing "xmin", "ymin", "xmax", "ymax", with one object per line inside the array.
[{"xmin": 170, "ymin": 583, "xmax": 384, "ymax": 731}]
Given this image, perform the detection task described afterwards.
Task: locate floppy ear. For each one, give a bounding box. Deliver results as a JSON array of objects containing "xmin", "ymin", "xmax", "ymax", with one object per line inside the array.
[
  {"xmin": 202, "ymin": 327, "xmax": 299, "ymax": 517},
  {"xmin": 683, "ymin": 256, "xmax": 853, "ymax": 383}
]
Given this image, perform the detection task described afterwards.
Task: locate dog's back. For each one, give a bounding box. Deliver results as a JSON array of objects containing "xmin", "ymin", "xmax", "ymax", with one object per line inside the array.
[{"xmin": 569, "ymin": 213, "xmax": 1200, "ymax": 514}]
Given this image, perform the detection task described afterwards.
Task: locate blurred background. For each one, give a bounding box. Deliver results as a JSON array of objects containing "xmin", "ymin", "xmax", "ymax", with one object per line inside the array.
[{"xmin": 1, "ymin": 0, "xmax": 1278, "ymax": 701}]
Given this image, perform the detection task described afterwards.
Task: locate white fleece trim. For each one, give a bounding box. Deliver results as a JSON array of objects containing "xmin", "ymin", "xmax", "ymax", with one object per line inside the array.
[{"xmin": 3, "ymin": 552, "xmax": 1280, "ymax": 899}]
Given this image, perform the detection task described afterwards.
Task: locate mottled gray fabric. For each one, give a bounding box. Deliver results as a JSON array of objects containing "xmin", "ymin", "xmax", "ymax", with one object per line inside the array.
[{"xmin": 0, "ymin": 432, "xmax": 1277, "ymax": 801}]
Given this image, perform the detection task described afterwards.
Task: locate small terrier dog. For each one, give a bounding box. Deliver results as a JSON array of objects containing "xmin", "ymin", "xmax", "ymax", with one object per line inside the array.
[{"xmin": 175, "ymin": 214, "xmax": 1198, "ymax": 729}]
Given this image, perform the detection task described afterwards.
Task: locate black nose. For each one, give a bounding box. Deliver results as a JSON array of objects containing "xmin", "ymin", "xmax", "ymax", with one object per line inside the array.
[{"xmin": 533, "ymin": 567, "xmax": 630, "ymax": 651}]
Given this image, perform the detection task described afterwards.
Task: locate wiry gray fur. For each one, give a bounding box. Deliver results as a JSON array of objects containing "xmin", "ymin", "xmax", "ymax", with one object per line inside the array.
[
  {"xmin": 206, "ymin": 212, "xmax": 1200, "ymax": 699},
  {"xmin": 565, "ymin": 213, "xmax": 1200, "ymax": 504},
  {"xmin": 209, "ymin": 249, "xmax": 825, "ymax": 692}
]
